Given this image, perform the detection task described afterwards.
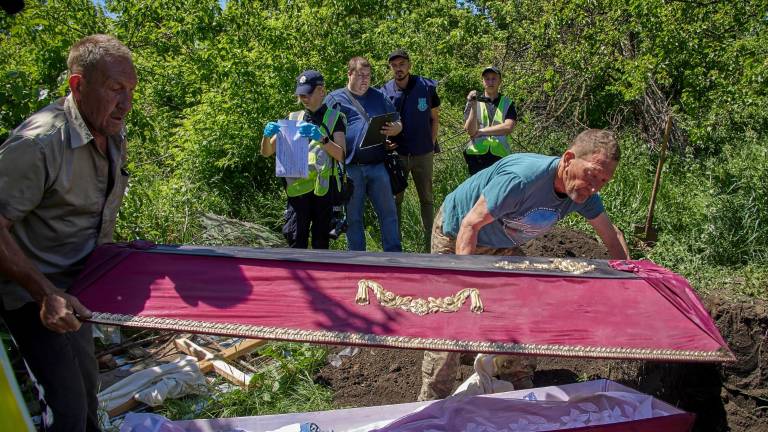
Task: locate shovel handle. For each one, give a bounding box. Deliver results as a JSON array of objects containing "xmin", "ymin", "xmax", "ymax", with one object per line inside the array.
[{"xmin": 644, "ymin": 115, "xmax": 673, "ymax": 238}]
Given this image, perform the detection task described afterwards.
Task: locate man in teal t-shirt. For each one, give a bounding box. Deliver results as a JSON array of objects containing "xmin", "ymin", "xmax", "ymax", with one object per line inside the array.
[
  {"xmin": 420, "ymin": 129, "xmax": 630, "ymax": 401},
  {"xmin": 442, "ymin": 154, "xmax": 605, "ymax": 250}
]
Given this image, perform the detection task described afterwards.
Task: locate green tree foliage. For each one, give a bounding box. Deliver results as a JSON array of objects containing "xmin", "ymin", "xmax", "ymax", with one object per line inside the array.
[
  {"xmin": 0, "ymin": 0, "xmax": 110, "ymax": 137},
  {"xmin": 481, "ymin": 0, "xmax": 768, "ymax": 151}
]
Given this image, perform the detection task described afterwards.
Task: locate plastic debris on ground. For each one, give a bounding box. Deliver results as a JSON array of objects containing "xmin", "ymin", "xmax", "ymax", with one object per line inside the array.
[{"xmin": 327, "ymin": 346, "xmax": 360, "ymax": 367}]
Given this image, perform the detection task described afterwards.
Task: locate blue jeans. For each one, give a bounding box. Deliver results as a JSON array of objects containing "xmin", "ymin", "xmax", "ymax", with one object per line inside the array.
[{"xmin": 345, "ymin": 163, "xmax": 402, "ymax": 252}]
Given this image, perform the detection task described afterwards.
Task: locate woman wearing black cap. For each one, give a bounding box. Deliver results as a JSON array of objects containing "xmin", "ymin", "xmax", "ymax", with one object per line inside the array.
[{"xmin": 261, "ymin": 70, "xmax": 346, "ymax": 249}]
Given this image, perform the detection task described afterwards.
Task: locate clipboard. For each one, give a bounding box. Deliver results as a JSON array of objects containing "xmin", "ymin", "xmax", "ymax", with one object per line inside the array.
[{"xmin": 360, "ymin": 112, "xmax": 396, "ymax": 149}]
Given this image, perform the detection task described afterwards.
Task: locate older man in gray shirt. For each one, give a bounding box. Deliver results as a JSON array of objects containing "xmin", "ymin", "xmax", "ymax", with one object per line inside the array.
[{"xmin": 0, "ymin": 34, "xmax": 136, "ymax": 431}]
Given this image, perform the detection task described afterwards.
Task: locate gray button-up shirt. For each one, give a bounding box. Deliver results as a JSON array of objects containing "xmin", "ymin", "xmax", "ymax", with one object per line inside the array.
[{"xmin": 0, "ymin": 95, "xmax": 129, "ymax": 309}]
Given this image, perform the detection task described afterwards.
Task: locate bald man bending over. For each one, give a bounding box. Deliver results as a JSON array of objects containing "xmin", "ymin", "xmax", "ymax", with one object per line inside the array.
[{"xmin": 420, "ymin": 129, "xmax": 629, "ymax": 401}]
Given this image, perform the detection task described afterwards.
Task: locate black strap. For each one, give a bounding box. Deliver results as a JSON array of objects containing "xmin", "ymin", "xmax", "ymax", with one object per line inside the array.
[
  {"xmin": 320, "ymin": 107, "xmax": 346, "ymax": 179},
  {"xmin": 343, "ymin": 88, "xmax": 370, "ymax": 123},
  {"xmin": 393, "ymin": 78, "xmax": 416, "ymax": 114}
]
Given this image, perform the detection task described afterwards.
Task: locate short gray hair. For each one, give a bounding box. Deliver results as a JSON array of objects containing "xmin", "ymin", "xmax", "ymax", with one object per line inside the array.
[
  {"xmin": 67, "ymin": 34, "xmax": 132, "ymax": 77},
  {"xmin": 569, "ymin": 129, "xmax": 621, "ymax": 162}
]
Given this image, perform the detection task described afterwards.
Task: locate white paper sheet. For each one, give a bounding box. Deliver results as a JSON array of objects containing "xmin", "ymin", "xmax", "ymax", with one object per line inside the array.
[{"xmin": 275, "ymin": 120, "xmax": 308, "ymax": 178}]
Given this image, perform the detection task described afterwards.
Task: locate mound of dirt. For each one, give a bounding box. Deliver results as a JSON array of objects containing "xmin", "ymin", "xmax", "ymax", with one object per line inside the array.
[
  {"xmin": 520, "ymin": 226, "xmax": 611, "ymax": 259},
  {"xmin": 316, "ymin": 227, "xmax": 768, "ymax": 432},
  {"xmin": 316, "ymin": 347, "xmax": 424, "ymax": 407},
  {"xmin": 709, "ymin": 296, "xmax": 768, "ymax": 431}
]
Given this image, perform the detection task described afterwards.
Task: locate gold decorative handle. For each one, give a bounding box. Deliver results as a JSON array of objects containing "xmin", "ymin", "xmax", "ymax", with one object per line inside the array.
[{"xmin": 356, "ymin": 279, "xmax": 483, "ymax": 316}]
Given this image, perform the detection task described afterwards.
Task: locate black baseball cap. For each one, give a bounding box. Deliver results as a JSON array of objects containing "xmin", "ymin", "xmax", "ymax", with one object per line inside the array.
[
  {"xmin": 482, "ymin": 66, "xmax": 502, "ymax": 77},
  {"xmin": 387, "ymin": 49, "xmax": 410, "ymax": 63},
  {"xmin": 295, "ymin": 70, "xmax": 324, "ymax": 96},
  {"xmin": 1, "ymin": 0, "xmax": 25, "ymax": 14}
]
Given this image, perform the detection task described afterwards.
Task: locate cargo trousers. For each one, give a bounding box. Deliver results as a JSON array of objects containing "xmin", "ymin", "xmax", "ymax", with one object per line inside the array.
[
  {"xmin": 394, "ymin": 152, "xmax": 434, "ymax": 252},
  {"xmin": 418, "ymin": 206, "xmax": 537, "ymax": 401}
]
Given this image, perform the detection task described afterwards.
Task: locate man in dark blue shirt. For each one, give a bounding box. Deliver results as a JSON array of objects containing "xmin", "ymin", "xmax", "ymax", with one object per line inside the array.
[
  {"xmin": 381, "ymin": 49, "xmax": 441, "ymax": 251},
  {"xmin": 325, "ymin": 57, "xmax": 403, "ymax": 252}
]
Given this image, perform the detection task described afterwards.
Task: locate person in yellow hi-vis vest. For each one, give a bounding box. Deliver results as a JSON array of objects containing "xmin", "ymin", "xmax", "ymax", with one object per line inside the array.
[
  {"xmin": 1, "ymin": 338, "xmax": 34, "ymax": 432},
  {"xmin": 261, "ymin": 70, "xmax": 346, "ymax": 249},
  {"xmin": 463, "ymin": 66, "xmax": 518, "ymax": 176}
]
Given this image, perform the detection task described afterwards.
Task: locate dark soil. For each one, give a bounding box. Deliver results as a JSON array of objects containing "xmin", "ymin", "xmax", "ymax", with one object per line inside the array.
[
  {"xmin": 520, "ymin": 226, "xmax": 611, "ymax": 259},
  {"xmin": 316, "ymin": 227, "xmax": 768, "ymax": 432}
]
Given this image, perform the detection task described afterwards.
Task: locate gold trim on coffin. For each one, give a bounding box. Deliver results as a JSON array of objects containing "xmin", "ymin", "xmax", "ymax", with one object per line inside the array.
[
  {"xmin": 355, "ymin": 279, "xmax": 483, "ymax": 315},
  {"xmin": 89, "ymin": 312, "xmax": 736, "ymax": 363},
  {"xmin": 494, "ymin": 258, "xmax": 596, "ymax": 274}
]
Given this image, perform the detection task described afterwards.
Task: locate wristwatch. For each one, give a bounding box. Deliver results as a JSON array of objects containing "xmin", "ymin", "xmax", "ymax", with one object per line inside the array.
[{"xmin": 321, "ymin": 136, "xmax": 330, "ymax": 144}]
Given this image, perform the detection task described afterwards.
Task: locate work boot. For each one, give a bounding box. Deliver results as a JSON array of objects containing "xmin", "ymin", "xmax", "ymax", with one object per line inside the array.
[
  {"xmin": 494, "ymin": 355, "xmax": 537, "ymax": 390},
  {"xmin": 510, "ymin": 375, "xmax": 535, "ymax": 390}
]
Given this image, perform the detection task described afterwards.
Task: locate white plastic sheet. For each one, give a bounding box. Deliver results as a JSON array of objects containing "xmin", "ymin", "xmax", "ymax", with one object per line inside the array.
[
  {"xmin": 120, "ymin": 413, "xmax": 319, "ymax": 432},
  {"xmin": 451, "ymin": 353, "xmax": 516, "ymax": 397},
  {"xmin": 167, "ymin": 380, "xmax": 691, "ymax": 432},
  {"xmin": 98, "ymin": 355, "xmax": 206, "ymax": 413}
]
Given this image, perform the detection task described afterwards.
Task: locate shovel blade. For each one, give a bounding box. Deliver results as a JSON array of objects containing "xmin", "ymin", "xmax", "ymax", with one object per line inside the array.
[{"xmin": 633, "ymin": 224, "xmax": 658, "ymax": 245}]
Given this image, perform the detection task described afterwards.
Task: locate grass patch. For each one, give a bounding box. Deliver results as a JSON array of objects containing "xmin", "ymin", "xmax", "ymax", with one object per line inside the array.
[{"xmin": 158, "ymin": 343, "xmax": 332, "ymax": 420}]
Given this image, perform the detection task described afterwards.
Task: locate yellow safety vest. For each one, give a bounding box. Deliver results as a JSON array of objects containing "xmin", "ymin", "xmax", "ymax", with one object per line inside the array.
[
  {"xmin": 285, "ymin": 108, "xmax": 342, "ymax": 197},
  {"xmin": 465, "ymin": 95, "xmax": 513, "ymax": 157},
  {"xmin": 1, "ymin": 339, "xmax": 34, "ymax": 432}
]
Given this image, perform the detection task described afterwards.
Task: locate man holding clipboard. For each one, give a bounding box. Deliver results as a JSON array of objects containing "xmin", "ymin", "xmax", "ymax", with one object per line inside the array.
[{"xmin": 325, "ymin": 57, "xmax": 403, "ymax": 252}]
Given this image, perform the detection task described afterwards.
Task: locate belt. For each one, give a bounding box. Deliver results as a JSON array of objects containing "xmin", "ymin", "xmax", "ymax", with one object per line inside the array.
[{"xmin": 348, "ymin": 160, "xmax": 381, "ymax": 166}]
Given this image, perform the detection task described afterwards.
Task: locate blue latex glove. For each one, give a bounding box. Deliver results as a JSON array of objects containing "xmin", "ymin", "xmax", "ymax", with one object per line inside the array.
[
  {"xmin": 298, "ymin": 123, "xmax": 323, "ymax": 142},
  {"xmin": 263, "ymin": 122, "xmax": 281, "ymax": 138}
]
